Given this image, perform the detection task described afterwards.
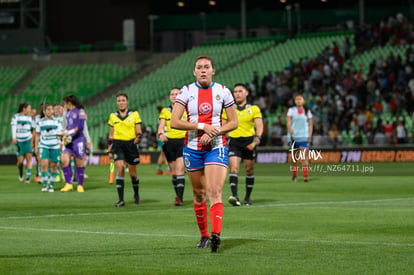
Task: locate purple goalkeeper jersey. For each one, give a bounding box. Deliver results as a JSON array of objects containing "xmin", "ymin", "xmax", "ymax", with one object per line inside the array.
[
  {"xmin": 66, "ymin": 107, "xmax": 86, "ymax": 139},
  {"xmin": 64, "ymin": 107, "xmax": 87, "ymax": 158}
]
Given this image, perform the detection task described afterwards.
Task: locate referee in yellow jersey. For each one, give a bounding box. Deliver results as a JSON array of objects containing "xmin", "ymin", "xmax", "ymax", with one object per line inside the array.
[
  {"xmin": 157, "ymin": 87, "xmax": 187, "ymax": 206},
  {"xmin": 223, "ymin": 83, "xmax": 263, "ymax": 206},
  {"xmin": 108, "ymin": 93, "xmax": 142, "ymax": 207}
]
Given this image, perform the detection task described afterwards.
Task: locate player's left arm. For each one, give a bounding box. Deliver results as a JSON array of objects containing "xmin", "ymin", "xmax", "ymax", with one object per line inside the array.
[
  {"xmin": 254, "ymin": 117, "xmax": 264, "ymax": 146},
  {"xmin": 307, "ymin": 110, "xmax": 313, "ymax": 144},
  {"xmin": 134, "ymin": 123, "xmax": 142, "ymax": 145},
  {"xmin": 220, "ymin": 105, "xmax": 238, "ymax": 134}
]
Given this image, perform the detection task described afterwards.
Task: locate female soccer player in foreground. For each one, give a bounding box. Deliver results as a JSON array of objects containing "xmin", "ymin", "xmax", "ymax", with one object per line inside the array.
[
  {"xmin": 171, "ymin": 56, "xmax": 238, "ymax": 252},
  {"xmin": 286, "ymin": 94, "xmax": 313, "ymax": 182}
]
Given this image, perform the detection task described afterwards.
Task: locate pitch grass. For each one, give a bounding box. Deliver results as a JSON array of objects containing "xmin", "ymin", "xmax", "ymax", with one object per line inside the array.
[{"xmin": 1, "ymin": 162, "xmax": 414, "ymax": 274}]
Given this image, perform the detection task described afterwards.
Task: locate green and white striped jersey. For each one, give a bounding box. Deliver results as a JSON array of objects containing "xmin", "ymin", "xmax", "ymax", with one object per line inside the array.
[
  {"xmin": 36, "ymin": 117, "xmax": 62, "ymax": 149},
  {"xmin": 11, "ymin": 113, "xmax": 35, "ymax": 142},
  {"xmin": 53, "ymin": 115, "xmax": 66, "ymax": 129}
]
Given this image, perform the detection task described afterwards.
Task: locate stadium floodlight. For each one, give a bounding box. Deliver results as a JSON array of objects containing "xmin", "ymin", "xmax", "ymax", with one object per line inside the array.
[{"xmin": 148, "ymin": 14, "xmax": 159, "ymax": 52}]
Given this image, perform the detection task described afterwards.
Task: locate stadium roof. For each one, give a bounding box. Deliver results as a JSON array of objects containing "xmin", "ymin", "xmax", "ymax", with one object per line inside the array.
[{"xmin": 149, "ymin": 0, "xmax": 407, "ymax": 15}]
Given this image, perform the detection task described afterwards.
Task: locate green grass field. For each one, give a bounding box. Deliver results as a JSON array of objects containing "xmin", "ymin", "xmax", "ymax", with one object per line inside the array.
[{"xmin": 1, "ymin": 162, "xmax": 414, "ymax": 274}]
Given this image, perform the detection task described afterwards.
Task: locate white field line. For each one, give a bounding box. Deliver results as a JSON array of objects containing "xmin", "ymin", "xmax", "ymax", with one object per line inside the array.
[
  {"xmin": 1, "ymin": 197, "xmax": 412, "ymax": 220},
  {"xmin": 0, "ymin": 225, "xmax": 413, "ymax": 248}
]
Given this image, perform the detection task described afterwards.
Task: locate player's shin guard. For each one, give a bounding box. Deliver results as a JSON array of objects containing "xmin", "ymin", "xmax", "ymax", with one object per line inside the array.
[
  {"xmin": 210, "ymin": 202, "xmax": 223, "ymax": 236},
  {"xmin": 116, "ymin": 176, "xmax": 125, "ymax": 201},
  {"xmin": 302, "ymin": 164, "xmax": 309, "ymax": 177},
  {"xmin": 18, "ymin": 164, "xmax": 23, "ymax": 178},
  {"xmin": 76, "ymin": 167, "xmax": 85, "ymax": 186},
  {"xmin": 194, "ymin": 201, "xmax": 209, "ymax": 237},
  {"xmin": 41, "ymin": 171, "xmax": 48, "ymax": 187},
  {"xmin": 62, "ymin": 166, "xmax": 72, "ymax": 183},
  {"xmin": 26, "ymin": 168, "xmax": 32, "ymax": 180},
  {"xmin": 291, "ymin": 164, "xmax": 298, "ymax": 177},
  {"xmin": 245, "ymin": 175, "xmax": 254, "ymax": 199},
  {"xmin": 229, "ymin": 173, "xmax": 238, "ymax": 197},
  {"xmin": 131, "ymin": 176, "xmax": 139, "ymax": 197},
  {"xmin": 171, "ymin": 176, "xmax": 178, "ymax": 196},
  {"xmin": 176, "ymin": 175, "xmax": 185, "ymax": 200},
  {"xmin": 50, "ymin": 172, "xmax": 58, "ymax": 187}
]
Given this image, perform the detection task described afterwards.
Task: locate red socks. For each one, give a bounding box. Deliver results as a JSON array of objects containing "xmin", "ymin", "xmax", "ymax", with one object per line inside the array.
[
  {"xmin": 292, "ymin": 165, "xmax": 298, "ymax": 177},
  {"xmin": 302, "ymin": 164, "xmax": 309, "ymax": 177},
  {"xmin": 210, "ymin": 202, "xmax": 223, "ymax": 236},
  {"xmin": 193, "ymin": 201, "xmax": 209, "ymax": 237},
  {"xmin": 193, "ymin": 201, "xmax": 224, "ymax": 237}
]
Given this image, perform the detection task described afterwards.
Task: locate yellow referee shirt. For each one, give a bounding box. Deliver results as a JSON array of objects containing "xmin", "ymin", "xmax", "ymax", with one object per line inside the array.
[
  {"xmin": 159, "ymin": 106, "xmax": 186, "ymax": 139},
  {"xmin": 108, "ymin": 110, "xmax": 142, "ymax": 141},
  {"xmin": 223, "ymin": 104, "xmax": 262, "ymax": 138}
]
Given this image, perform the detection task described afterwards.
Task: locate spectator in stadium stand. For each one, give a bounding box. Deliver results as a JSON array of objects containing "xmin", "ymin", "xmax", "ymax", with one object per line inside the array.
[
  {"xmin": 107, "ymin": 93, "xmax": 142, "ymax": 207},
  {"xmin": 395, "ymin": 119, "xmax": 407, "ymax": 144},
  {"xmin": 222, "ymin": 83, "xmax": 263, "ymax": 207},
  {"xmin": 60, "ymin": 95, "xmax": 88, "ymax": 193},
  {"xmin": 11, "ymin": 103, "xmax": 35, "ymax": 183},
  {"xmin": 384, "ymin": 120, "xmax": 394, "ymax": 143},
  {"xmin": 157, "ymin": 87, "xmax": 187, "ymax": 206},
  {"xmin": 286, "ymin": 94, "xmax": 313, "ymax": 183},
  {"xmin": 170, "ymin": 56, "xmax": 238, "ymax": 253}
]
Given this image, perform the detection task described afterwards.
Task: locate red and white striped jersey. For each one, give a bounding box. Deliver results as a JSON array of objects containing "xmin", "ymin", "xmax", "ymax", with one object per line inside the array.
[{"xmin": 176, "ymin": 82, "xmax": 235, "ymax": 151}]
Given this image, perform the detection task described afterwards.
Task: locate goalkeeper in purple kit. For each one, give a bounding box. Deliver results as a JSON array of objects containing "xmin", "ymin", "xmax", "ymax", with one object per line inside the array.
[{"xmin": 60, "ymin": 95, "xmax": 87, "ymax": 192}]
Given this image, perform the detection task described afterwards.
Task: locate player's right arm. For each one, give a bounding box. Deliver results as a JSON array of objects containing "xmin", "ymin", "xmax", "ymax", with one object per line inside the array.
[
  {"xmin": 11, "ymin": 115, "xmax": 17, "ymax": 144},
  {"xmin": 157, "ymin": 118, "xmax": 168, "ymax": 143},
  {"xmin": 108, "ymin": 126, "xmax": 114, "ymax": 159}
]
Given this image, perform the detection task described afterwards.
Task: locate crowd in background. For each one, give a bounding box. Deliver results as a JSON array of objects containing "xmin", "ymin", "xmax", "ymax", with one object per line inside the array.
[{"xmin": 248, "ymin": 13, "xmax": 414, "ymax": 147}]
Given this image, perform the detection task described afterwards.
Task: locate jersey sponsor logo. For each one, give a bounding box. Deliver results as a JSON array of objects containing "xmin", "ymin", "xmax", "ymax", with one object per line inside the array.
[{"xmin": 199, "ymin": 102, "xmax": 212, "ymax": 115}]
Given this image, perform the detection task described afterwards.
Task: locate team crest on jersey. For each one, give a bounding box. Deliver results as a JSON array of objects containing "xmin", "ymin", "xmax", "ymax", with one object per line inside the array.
[
  {"xmin": 184, "ymin": 157, "xmax": 190, "ymax": 167},
  {"xmin": 199, "ymin": 103, "xmax": 212, "ymax": 114},
  {"xmin": 215, "ymin": 94, "xmax": 221, "ymax": 101},
  {"xmin": 247, "ymin": 109, "xmax": 252, "ymax": 115}
]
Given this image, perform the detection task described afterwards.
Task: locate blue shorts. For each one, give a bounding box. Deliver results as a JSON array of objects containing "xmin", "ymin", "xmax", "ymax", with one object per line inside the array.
[
  {"xmin": 291, "ymin": 140, "xmax": 309, "ymax": 149},
  {"xmin": 182, "ymin": 146, "xmax": 228, "ymax": 172}
]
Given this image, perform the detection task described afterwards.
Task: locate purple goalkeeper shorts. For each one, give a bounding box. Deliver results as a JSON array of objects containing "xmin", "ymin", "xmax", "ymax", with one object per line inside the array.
[{"xmin": 63, "ymin": 136, "xmax": 86, "ymax": 158}]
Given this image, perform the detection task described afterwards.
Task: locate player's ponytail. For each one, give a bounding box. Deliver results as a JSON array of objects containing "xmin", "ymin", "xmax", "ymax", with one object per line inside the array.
[{"xmin": 17, "ymin": 102, "xmax": 29, "ymax": 113}]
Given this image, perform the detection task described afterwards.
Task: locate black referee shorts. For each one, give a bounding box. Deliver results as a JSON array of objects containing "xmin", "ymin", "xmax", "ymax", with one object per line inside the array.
[
  {"xmin": 112, "ymin": 139, "xmax": 140, "ymax": 165},
  {"xmin": 228, "ymin": 137, "xmax": 256, "ymax": 160},
  {"xmin": 163, "ymin": 138, "xmax": 184, "ymax": 162}
]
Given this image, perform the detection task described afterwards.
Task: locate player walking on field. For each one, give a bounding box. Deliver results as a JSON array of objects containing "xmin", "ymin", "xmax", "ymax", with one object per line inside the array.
[
  {"xmin": 11, "ymin": 103, "xmax": 35, "ymax": 183},
  {"xmin": 34, "ymin": 103, "xmax": 63, "ymax": 192},
  {"xmin": 60, "ymin": 95, "xmax": 88, "ymax": 192},
  {"xmin": 107, "ymin": 93, "xmax": 142, "ymax": 207},
  {"xmin": 157, "ymin": 87, "xmax": 187, "ymax": 206},
  {"xmin": 286, "ymin": 94, "xmax": 313, "ymax": 182},
  {"xmin": 171, "ymin": 56, "xmax": 238, "ymax": 252},
  {"xmin": 223, "ymin": 83, "xmax": 263, "ymax": 206}
]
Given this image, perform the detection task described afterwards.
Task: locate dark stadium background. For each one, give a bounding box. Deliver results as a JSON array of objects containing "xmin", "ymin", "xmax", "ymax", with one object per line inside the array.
[{"xmin": 0, "ymin": 0, "xmax": 411, "ymax": 52}]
